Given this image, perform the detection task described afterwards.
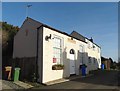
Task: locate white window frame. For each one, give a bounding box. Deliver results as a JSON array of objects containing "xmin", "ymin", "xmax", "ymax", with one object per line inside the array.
[
  {"xmin": 87, "ymin": 41, "xmax": 91, "ymax": 49},
  {"xmin": 88, "ymin": 57, "xmax": 92, "ymax": 64},
  {"xmin": 79, "ymin": 44, "xmax": 85, "ymax": 64},
  {"xmin": 98, "ymin": 47, "xmax": 100, "ymax": 53},
  {"xmin": 53, "ymin": 35, "xmax": 63, "ymax": 64},
  {"xmin": 93, "ymin": 58, "xmax": 96, "ymax": 64},
  {"xmin": 93, "ymin": 44, "xmax": 96, "ymax": 51}
]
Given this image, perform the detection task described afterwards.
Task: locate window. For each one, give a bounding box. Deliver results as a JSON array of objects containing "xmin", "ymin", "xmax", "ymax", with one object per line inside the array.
[
  {"xmin": 53, "ymin": 37, "xmax": 62, "ymax": 64},
  {"xmin": 98, "ymin": 48, "xmax": 100, "ymax": 53},
  {"xmin": 93, "ymin": 44, "xmax": 96, "ymax": 51},
  {"xmin": 88, "ymin": 57, "xmax": 92, "ymax": 64},
  {"xmin": 70, "ymin": 49, "xmax": 75, "ymax": 54},
  {"xmin": 88, "ymin": 41, "xmax": 93, "ymax": 49},
  {"xmin": 87, "ymin": 41, "xmax": 91, "ymax": 49},
  {"xmin": 93, "ymin": 58, "xmax": 96, "ymax": 64},
  {"xmin": 80, "ymin": 45, "xmax": 84, "ymax": 64}
]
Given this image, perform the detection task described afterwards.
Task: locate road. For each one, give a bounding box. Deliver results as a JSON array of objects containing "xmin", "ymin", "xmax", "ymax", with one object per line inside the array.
[{"xmin": 32, "ymin": 70, "xmax": 120, "ymax": 89}]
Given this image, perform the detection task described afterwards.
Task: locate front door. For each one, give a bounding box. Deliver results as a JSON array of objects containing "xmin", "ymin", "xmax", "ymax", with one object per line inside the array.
[{"xmin": 70, "ymin": 54, "xmax": 75, "ymax": 75}]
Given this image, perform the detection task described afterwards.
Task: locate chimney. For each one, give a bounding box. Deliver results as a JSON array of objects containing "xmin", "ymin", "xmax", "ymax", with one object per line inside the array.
[{"xmin": 89, "ymin": 37, "xmax": 93, "ymax": 42}]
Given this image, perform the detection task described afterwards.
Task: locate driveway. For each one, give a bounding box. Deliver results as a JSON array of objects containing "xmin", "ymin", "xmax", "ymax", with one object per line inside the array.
[{"xmin": 32, "ymin": 70, "xmax": 120, "ymax": 89}]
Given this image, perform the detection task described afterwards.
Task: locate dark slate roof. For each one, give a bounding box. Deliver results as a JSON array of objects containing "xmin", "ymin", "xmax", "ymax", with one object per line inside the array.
[
  {"xmin": 70, "ymin": 31, "xmax": 101, "ymax": 48},
  {"xmin": 26, "ymin": 17, "xmax": 86, "ymax": 43},
  {"xmin": 70, "ymin": 31, "xmax": 85, "ymax": 42},
  {"xmin": 25, "ymin": 17, "xmax": 100, "ymax": 48}
]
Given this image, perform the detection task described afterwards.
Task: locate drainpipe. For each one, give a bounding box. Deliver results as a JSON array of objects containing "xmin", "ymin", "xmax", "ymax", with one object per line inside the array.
[{"xmin": 36, "ymin": 25, "xmax": 42, "ymax": 82}]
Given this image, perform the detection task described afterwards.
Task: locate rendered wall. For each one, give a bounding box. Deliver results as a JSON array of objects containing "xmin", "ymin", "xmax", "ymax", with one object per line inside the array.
[
  {"xmin": 85, "ymin": 39, "xmax": 101, "ymax": 72},
  {"xmin": 42, "ymin": 27, "xmax": 89, "ymax": 83},
  {"xmin": 13, "ymin": 18, "xmax": 42, "ymax": 58}
]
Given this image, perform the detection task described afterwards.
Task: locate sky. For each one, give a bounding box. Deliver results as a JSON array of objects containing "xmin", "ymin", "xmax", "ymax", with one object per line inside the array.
[{"xmin": 2, "ymin": 2, "xmax": 118, "ymax": 62}]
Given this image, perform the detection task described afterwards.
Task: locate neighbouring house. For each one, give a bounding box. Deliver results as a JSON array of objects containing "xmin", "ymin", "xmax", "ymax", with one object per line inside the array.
[
  {"xmin": 13, "ymin": 17, "xmax": 101, "ymax": 84},
  {"xmin": 101, "ymin": 56, "xmax": 111, "ymax": 70}
]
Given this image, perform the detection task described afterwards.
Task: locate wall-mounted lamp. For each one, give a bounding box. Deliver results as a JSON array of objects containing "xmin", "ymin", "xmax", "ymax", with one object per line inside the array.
[{"xmin": 45, "ymin": 34, "xmax": 52, "ymax": 41}]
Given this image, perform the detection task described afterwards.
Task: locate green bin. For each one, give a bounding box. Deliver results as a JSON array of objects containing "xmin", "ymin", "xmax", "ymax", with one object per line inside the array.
[{"xmin": 14, "ymin": 68, "xmax": 20, "ymax": 81}]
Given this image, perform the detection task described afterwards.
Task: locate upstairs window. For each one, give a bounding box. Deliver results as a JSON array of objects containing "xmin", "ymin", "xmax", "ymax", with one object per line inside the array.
[
  {"xmin": 98, "ymin": 48, "xmax": 100, "ymax": 53},
  {"xmin": 87, "ymin": 41, "xmax": 91, "ymax": 49},
  {"xmin": 93, "ymin": 44, "xmax": 96, "ymax": 51},
  {"xmin": 88, "ymin": 41, "xmax": 93, "ymax": 49}
]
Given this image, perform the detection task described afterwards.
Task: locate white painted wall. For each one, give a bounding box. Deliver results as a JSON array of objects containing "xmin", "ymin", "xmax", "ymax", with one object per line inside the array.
[
  {"xmin": 42, "ymin": 26, "xmax": 100, "ymax": 83},
  {"xmin": 42, "ymin": 27, "xmax": 66, "ymax": 83},
  {"xmin": 85, "ymin": 39, "xmax": 101, "ymax": 72}
]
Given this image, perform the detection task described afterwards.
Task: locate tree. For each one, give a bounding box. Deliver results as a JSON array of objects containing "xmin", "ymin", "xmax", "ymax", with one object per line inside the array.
[
  {"xmin": 2, "ymin": 22, "xmax": 19, "ymax": 66},
  {"xmin": 109, "ymin": 57, "xmax": 117, "ymax": 69}
]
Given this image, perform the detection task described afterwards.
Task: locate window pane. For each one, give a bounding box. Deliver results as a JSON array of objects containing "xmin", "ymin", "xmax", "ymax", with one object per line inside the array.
[{"xmin": 53, "ymin": 37, "xmax": 62, "ymax": 64}]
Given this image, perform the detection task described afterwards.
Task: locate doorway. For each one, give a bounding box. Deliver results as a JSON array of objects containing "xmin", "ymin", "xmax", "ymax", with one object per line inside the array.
[{"xmin": 69, "ymin": 49, "xmax": 75, "ymax": 75}]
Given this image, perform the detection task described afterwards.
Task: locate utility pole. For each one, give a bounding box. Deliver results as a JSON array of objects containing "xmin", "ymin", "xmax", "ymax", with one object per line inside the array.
[{"xmin": 26, "ymin": 4, "xmax": 32, "ymax": 17}]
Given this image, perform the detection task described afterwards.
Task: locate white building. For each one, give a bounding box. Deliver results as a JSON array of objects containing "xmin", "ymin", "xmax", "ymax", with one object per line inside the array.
[{"xmin": 13, "ymin": 17, "xmax": 101, "ymax": 84}]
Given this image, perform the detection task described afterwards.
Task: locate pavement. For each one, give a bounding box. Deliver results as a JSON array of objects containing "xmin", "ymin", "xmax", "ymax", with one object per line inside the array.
[
  {"xmin": 1, "ymin": 80, "xmax": 12, "ymax": 90},
  {"xmin": 13, "ymin": 81, "xmax": 34, "ymax": 89},
  {"xmin": 2, "ymin": 80, "xmax": 24, "ymax": 90},
  {"xmin": 1, "ymin": 80, "xmax": 33, "ymax": 90}
]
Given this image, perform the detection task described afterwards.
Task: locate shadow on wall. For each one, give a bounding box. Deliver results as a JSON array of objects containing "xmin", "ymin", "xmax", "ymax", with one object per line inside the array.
[
  {"xmin": 62, "ymin": 48, "xmax": 119, "ymax": 87},
  {"xmin": 62, "ymin": 48, "xmax": 100, "ymax": 78},
  {"xmin": 9, "ymin": 48, "xmax": 100, "ymax": 83},
  {"xmin": 11, "ymin": 57, "xmax": 36, "ymax": 81},
  {"xmin": 62, "ymin": 47, "xmax": 69, "ymax": 78}
]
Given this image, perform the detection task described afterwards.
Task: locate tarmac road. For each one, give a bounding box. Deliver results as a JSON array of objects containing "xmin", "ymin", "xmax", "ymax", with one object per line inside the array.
[{"xmin": 32, "ymin": 70, "xmax": 120, "ymax": 90}]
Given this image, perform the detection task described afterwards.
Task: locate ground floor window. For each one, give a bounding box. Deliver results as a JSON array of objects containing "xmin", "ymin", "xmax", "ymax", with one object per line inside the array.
[
  {"xmin": 93, "ymin": 58, "xmax": 96, "ymax": 64},
  {"xmin": 53, "ymin": 36, "xmax": 62, "ymax": 64},
  {"xmin": 88, "ymin": 57, "xmax": 92, "ymax": 64},
  {"xmin": 53, "ymin": 47, "xmax": 62, "ymax": 64}
]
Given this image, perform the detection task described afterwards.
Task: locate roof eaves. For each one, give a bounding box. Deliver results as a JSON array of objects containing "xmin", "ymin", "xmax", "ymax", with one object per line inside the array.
[
  {"xmin": 71, "ymin": 31, "xmax": 101, "ymax": 48},
  {"xmin": 42, "ymin": 25, "xmax": 87, "ymax": 43},
  {"xmin": 27, "ymin": 17, "xmax": 89, "ymax": 44}
]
